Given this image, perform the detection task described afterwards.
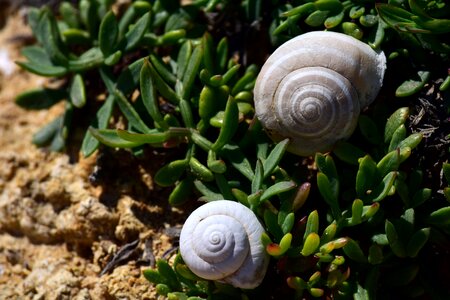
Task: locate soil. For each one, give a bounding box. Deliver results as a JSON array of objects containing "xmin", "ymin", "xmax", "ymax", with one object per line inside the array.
[
  {"xmin": 0, "ymin": 2, "xmax": 449, "ymax": 300},
  {"xmin": 0, "ymin": 8, "xmax": 188, "ymax": 300}
]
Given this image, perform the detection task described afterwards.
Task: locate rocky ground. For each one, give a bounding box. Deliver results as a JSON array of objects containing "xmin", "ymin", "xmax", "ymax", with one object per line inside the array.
[{"xmin": 0, "ymin": 8, "xmax": 187, "ymax": 300}]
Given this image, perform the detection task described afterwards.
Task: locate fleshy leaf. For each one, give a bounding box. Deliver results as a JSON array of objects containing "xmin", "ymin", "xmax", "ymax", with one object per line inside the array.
[
  {"xmin": 15, "ymin": 88, "xmax": 66, "ymax": 110},
  {"xmin": 396, "ymin": 71, "xmax": 430, "ymax": 97},
  {"xmin": 260, "ymin": 181, "xmax": 296, "ymax": 203},
  {"xmin": 69, "ymin": 74, "xmax": 86, "ymax": 108},
  {"xmin": 99, "ymin": 11, "xmax": 118, "ymax": 55},
  {"xmin": 384, "ymin": 107, "xmax": 409, "ymax": 143},
  {"xmin": 263, "ymin": 138, "xmax": 290, "ymax": 179}
]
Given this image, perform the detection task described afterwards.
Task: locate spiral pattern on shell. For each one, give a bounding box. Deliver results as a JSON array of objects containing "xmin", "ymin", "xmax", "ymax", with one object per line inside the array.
[
  {"xmin": 179, "ymin": 200, "xmax": 270, "ymax": 289},
  {"xmin": 254, "ymin": 31, "xmax": 386, "ymax": 156}
]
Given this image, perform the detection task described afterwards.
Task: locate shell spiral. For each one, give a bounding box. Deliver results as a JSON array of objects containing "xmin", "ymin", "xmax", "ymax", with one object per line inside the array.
[
  {"xmin": 254, "ymin": 31, "xmax": 386, "ymax": 156},
  {"xmin": 179, "ymin": 200, "xmax": 270, "ymax": 289}
]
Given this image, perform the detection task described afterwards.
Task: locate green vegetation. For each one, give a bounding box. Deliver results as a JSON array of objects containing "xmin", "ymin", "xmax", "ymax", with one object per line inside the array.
[{"xmin": 15, "ymin": 0, "xmax": 450, "ymax": 299}]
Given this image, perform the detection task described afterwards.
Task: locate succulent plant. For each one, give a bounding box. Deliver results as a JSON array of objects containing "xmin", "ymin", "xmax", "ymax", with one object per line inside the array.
[
  {"xmin": 273, "ymin": 0, "xmax": 450, "ymax": 96},
  {"xmin": 14, "ymin": 0, "xmax": 450, "ymax": 299}
]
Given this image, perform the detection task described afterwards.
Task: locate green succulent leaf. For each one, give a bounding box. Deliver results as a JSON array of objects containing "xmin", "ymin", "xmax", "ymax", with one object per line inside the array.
[
  {"xmin": 220, "ymin": 143, "xmax": 254, "ymax": 180},
  {"xmin": 99, "ymin": 11, "xmax": 118, "ymax": 55},
  {"xmin": 175, "ymin": 262, "xmax": 202, "ymax": 281},
  {"xmin": 194, "ymin": 180, "xmax": 223, "ymax": 201},
  {"xmin": 260, "ymin": 181, "xmax": 296, "ymax": 203},
  {"xmin": 16, "ymin": 60, "xmax": 67, "ymax": 77},
  {"xmin": 412, "ymin": 16, "xmax": 450, "ymax": 34},
  {"xmin": 292, "ymin": 182, "xmax": 311, "ymax": 212},
  {"xmin": 155, "ymin": 159, "xmax": 189, "ymax": 187},
  {"xmin": 169, "ymin": 178, "xmax": 193, "ymax": 206},
  {"xmin": 122, "ymin": 12, "xmax": 151, "ymax": 52},
  {"xmin": 440, "ymin": 75, "xmax": 450, "ymax": 91},
  {"xmin": 343, "ymin": 239, "xmax": 367, "ymax": 263},
  {"xmin": 198, "ymin": 85, "xmax": 220, "ymax": 122},
  {"xmin": 35, "ymin": 9, "xmax": 68, "ymax": 65},
  {"xmin": 211, "ymin": 96, "xmax": 239, "ymax": 151},
  {"xmin": 216, "ymin": 37, "xmax": 229, "ymax": 74},
  {"xmin": 396, "ymin": 71, "xmax": 431, "ymax": 97},
  {"xmin": 287, "ymin": 276, "xmax": 307, "ymax": 291},
  {"xmin": 281, "ymin": 213, "xmax": 295, "ymax": 235},
  {"xmin": 146, "ymin": 59, "xmax": 180, "ymax": 105},
  {"xmin": 317, "ymin": 172, "xmax": 341, "ymax": 217},
  {"xmin": 18, "ymin": 45, "xmax": 68, "ymax": 76},
  {"xmin": 189, "ymin": 157, "xmax": 214, "ymax": 182},
  {"xmin": 342, "ymin": 22, "xmax": 363, "ymax": 39},
  {"xmin": 180, "ymin": 99, "xmax": 195, "ymax": 128},
  {"xmin": 62, "ymin": 28, "xmax": 91, "ymax": 45},
  {"xmin": 180, "ymin": 45, "xmax": 203, "ymax": 101},
  {"xmin": 177, "ymin": 41, "xmax": 193, "ymax": 79},
  {"xmin": 114, "ymin": 89, "xmax": 151, "ymax": 133},
  {"xmin": 15, "ymin": 88, "xmax": 66, "ymax": 110},
  {"xmin": 376, "ymin": 3, "xmax": 428, "ymax": 33},
  {"xmin": 143, "ymin": 269, "xmax": 165, "ymax": 285},
  {"xmin": 351, "ymin": 199, "xmax": 364, "ymax": 225},
  {"xmin": 428, "ymin": 206, "xmax": 450, "ymax": 225},
  {"xmin": 304, "ymin": 210, "xmax": 319, "ymax": 241},
  {"xmin": 388, "ymin": 124, "xmax": 407, "ymax": 151},
  {"xmin": 385, "ymin": 220, "xmax": 406, "ymax": 257},
  {"xmin": 356, "ymin": 155, "xmax": 380, "ymax": 198},
  {"xmin": 117, "ymin": 128, "xmax": 188, "ymax": 145},
  {"xmin": 150, "ymin": 55, "xmax": 177, "ymax": 86},
  {"xmin": 406, "ymin": 227, "xmax": 430, "ymax": 258},
  {"xmin": 140, "ymin": 60, "xmax": 169, "ymax": 130},
  {"xmin": 231, "ymin": 65, "xmax": 258, "ymax": 95},
  {"xmin": 397, "ymin": 133, "xmax": 423, "ymax": 151},
  {"xmin": 231, "ymin": 189, "xmax": 250, "ymax": 207},
  {"xmin": 315, "ymin": 154, "xmax": 339, "ymax": 199},
  {"xmin": 377, "ymin": 149, "xmax": 401, "ymax": 177},
  {"xmin": 279, "ymin": 233, "xmax": 293, "ymax": 255},
  {"xmin": 251, "ymin": 160, "xmax": 263, "ymax": 194},
  {"xmin": 68, "ymin": 47, "xmax": 104, "ymax": 72},
  {"xmin": 32, "ymin": 115, "xmax": 64, "ymax": 147},
  {"xmin": 324, "ymin": 11, "xmax": 344, "ymax": 29},
  {"xmin": 157, "ymin": 260, "xmax": 182, "ymax": 291},
  {"xmin": 321, "ymin": 223, "xmax": 337, "ymax": 244},
  {"xmin": 263, "ymin": 138, "xmax": 290, "ymax": 179},
  {"xmin": 264, "ymin": 209, "xmax": 283, "ymax": 241},
  {"xmin": 115, "ymin": 57, "xmax": 145, "ymax": 94},
  {"xmin": 305, "ymin": 10, "xmax": 330, "ymax": 27},
  {"xmin": 384, "ymin": 107, "xmax": 409, "ymax": 143},
  {"xmin": 443, "ymin": 163, "xmax": 450, "ymax": 183},
  {"xmin": 282, "ymin": 2, "xmax": 315, "ymax": 18},
  {"xmin": 69, "ymin": 74, "xmax": 86, "ymax": 108},
  {"xmin": 81, "ymin": 95, "xmax": 115, "ymax": 157},
  {"xmin": 89, "ymin": 127, "xmax": 145, "ymax": 148},
  {"xmin": 301, "ymin": 233, "xmax": 320, "ymax": 256},
  {"xmin": 79, "ymin": 0, "xmax": 100, "ymax": 37},
  {"xmin": 410, "ymin": 188, "xmax": 432, "ymax": 208},
  {"xmin": 368, "ymin": 171, "xmax": 397, "ymax": 202}
]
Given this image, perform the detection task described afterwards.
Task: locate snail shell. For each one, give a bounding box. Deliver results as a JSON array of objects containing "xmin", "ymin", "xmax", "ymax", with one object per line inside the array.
[
  {"xmin": 254, "ymin": 31, "xmax": 386, "ymax": 156},
  {"xmin": 179, "ymin": 200, "xmax": 270, "ymax": 289}
]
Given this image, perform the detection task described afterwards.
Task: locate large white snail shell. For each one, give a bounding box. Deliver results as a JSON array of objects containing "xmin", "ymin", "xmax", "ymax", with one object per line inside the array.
[
  {"xmin": 254, "ymin": 31, "xmax": 386, "ymax": 156},
  {"xmin": 179, "ymin": 200, "xmax": 270, "ymax": 289}
]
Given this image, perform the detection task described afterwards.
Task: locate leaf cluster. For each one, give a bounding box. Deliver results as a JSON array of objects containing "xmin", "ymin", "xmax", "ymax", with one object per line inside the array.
[
  {"xmin": 273, "ymin": 0, "xmax": 450, "ymax": 96},
  {"xmin": 13, "ymin": 1, "xmax": 450, "ymax": 299}
]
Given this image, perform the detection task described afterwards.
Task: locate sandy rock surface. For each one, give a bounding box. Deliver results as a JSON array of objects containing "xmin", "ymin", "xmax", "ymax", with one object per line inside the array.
[{"xmin": 0, "ymin": 9, "xmax": 185, "ymax": 299}]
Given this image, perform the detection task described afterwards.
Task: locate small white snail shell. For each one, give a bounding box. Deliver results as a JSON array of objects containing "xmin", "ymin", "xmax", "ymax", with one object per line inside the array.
[
  {"xmin": 254, "ymin": 31, "xmax": 387, "ymax": 156},
  {"xmin": 179, "ymin": 200, "xmax": 270, "ymax": 289}
]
